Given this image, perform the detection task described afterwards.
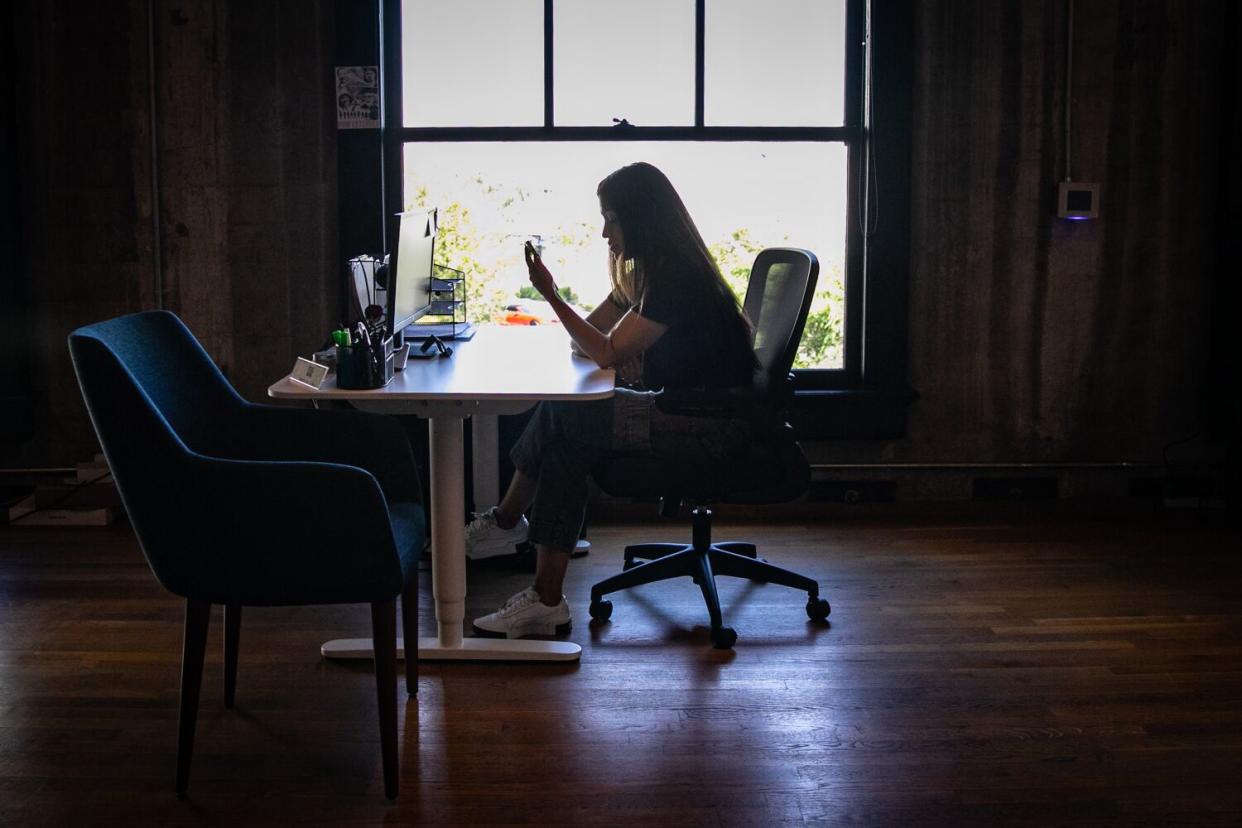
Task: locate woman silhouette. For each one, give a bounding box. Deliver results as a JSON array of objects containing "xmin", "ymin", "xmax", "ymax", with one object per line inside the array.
[{"xmin": 467, "ymin": 162, "xmax": 759, "ymax": 638}]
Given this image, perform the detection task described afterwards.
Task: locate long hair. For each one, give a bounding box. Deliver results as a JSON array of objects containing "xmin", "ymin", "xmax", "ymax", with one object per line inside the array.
[{"xmin": 597, "ymin": 162, "xmax": 748, "ymax": 330}]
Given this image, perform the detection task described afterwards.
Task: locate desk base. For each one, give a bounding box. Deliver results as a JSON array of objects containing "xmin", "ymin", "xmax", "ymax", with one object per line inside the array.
[{"xmin": 320, "ymin": 637, "xmax": 582, "ymax": 662}]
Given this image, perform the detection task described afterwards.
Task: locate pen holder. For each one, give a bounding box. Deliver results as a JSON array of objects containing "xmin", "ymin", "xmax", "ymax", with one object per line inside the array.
[{"xmin": 336, "ymin": 336, "xmax": 394, "ymax": 389}]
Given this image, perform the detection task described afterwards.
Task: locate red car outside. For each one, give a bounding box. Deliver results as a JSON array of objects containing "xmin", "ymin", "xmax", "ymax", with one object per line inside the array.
[{"xmin": 500, "ymin": 303, "xmax": 559, "ymax": 326}]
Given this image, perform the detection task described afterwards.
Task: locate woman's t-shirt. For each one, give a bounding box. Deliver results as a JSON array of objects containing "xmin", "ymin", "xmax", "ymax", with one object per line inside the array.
[{"xmin": 609, "ymin": 261, "xmax": 757, "ymax": 390}]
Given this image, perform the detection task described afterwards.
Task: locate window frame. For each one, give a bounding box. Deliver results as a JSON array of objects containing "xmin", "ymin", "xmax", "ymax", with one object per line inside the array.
[{"xmin": 377, "ymin": 0, "xmax": 913, "ymax": 437}]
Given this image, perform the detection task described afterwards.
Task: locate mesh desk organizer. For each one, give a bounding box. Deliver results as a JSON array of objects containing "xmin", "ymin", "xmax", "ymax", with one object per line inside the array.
[{"xmin": 408, "ymin": 264, "xmax": 474, "ymax": 341}]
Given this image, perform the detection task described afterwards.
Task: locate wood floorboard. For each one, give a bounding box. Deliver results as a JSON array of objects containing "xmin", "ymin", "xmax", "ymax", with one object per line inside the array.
[{"xmin": 0, "ymin": 507, "xmax": 1239, "ymax": 826}]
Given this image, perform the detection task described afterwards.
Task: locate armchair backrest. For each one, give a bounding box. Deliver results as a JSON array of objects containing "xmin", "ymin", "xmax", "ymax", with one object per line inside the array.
[
  {"xmin": 68, "ymin": 311, "xmax": 246, "ymax": 590},
  {"xmin": 70, "ymin": 310, "xmax": 245, "ymax": 452},
  {"xmin": 742, "ymin": 248, "xmax": 819, "ymax": 400}
]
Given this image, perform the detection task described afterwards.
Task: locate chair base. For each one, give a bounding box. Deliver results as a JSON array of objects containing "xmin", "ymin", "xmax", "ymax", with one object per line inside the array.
[{"xmin": 589, "ymin": 508, "xmax": 830, "ymax": 649}]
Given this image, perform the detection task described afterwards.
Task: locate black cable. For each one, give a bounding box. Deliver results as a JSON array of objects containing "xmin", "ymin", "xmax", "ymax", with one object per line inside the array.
[
  {"xmin": 865, "ymin": 18, "xmax": 880, "ymax": 238},
  {"xmin": 856, "ymin": 6, "xmax": 880, "ymax": 240},
  {"xmin": 1162, "ymin": 430, "xmax": 1203, "ymax": 469}
]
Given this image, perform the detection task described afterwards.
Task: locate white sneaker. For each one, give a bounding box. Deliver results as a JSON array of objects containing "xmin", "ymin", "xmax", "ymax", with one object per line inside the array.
[
  {"xmin": 472, "ymin": 587, "xmax": 572, "ymax": 639},
  {"xmin": 465, "ymin": 507, "xmax": 529, "ymax": 560}
]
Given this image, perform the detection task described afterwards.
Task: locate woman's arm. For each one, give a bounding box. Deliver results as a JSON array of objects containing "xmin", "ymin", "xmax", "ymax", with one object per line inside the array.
[
  {"xmin": 548, "ymin": 294, "xmax": 665, "ymax": 368},
  {"xmin": 569, "ymin": 294, "xmax": 627, "ymax": 357},
  {"xmin": 526, "ymin": 245, "xmax": 666, "ymax": 369},
  {"xmin": 584, "ymin": 296, "xmax": 625, "ymax": 333}
]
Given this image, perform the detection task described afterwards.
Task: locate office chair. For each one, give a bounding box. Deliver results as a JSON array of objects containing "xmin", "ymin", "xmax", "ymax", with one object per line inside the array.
[
  {"xmin": 588, "ymin": 248, "xmax": 831, "ymax": 649},
  {"xmin": 68, "ymin": 310, "xmax": 424, "ymax": 799}
]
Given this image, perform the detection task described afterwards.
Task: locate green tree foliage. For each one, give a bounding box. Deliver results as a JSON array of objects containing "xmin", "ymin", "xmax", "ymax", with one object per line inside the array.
[
  {"xmin": 709, "ymin": 228, "xmax": 765, "ymax": 299},
  {"xmin": 408, "ymin": 185, "xmax": 513, "ymax": 324},
  {"xmin": 516, "ymin": 284, "xmax": 579, "ymax": 305},
  {"xmin": 796, "ymin": 263, "xmax": 844, "ymax": 369}
]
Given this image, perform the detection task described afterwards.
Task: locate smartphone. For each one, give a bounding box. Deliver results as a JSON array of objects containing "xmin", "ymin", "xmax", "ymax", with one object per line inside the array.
[{"xmin": 524, "ymin": 239, "xmax": 541, "ymax": 266}]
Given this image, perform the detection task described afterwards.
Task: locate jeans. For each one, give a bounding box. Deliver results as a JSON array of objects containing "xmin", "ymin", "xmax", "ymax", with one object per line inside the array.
[{"xmin": 509, "ymin": 388, "xmax": 751, "ymax": 554}]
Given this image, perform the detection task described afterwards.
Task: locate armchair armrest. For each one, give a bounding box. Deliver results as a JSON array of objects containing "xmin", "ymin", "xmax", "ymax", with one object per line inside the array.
[
  {"xmin": 149, "ymin": 452, "xmax": 408, "ymax": 606},
  {"xmin": 221, "ymin": 403, "xmax": 422, "ymax": 506}
]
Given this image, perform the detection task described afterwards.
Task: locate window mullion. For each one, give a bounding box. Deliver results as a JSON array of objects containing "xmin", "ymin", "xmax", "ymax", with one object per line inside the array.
[
  {"xmin": 544, "ymin": 0, "xmax": 554, "ymax": 127},
  {"xmin": 393, "ymin": 126, "xmax": 858, "ymax": 143},
  {"xmin": 695, "ymin": 0, "xmax": 705, "ymax": 128}
]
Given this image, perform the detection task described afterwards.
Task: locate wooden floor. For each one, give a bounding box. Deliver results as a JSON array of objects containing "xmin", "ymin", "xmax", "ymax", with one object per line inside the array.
[{"xmin": 1, "ymin": 505, "xmax": 1240, "ymax": 826}]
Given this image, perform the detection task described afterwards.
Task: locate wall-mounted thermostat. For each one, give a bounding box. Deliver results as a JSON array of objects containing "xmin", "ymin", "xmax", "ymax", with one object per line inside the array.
[{"xmin": 1057, "ymin": 181, "xmax": 1101, "ymax": 220}]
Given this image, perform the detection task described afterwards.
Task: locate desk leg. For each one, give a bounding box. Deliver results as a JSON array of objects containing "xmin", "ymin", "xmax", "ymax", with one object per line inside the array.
[
  {"xmin": 429, "ymin": 415, "xmax": 466, "ymax": 648},
  {"xmin": 322, "ymin": 413, "xmax": 580, "ymax": 663}
]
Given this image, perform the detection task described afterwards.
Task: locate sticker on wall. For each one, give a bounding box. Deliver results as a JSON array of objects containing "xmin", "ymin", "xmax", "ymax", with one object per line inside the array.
[{"xmin": 336, "ymin": 66, "xmax": 380, "ymax": 129}]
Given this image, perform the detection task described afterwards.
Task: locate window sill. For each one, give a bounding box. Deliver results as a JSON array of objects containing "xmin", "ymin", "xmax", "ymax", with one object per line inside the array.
[{"xmin": 790, "ymin": 387, "xmax": 918, "ymax": 440}]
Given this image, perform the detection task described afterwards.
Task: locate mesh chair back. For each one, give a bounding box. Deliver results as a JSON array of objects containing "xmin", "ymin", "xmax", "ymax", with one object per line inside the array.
[
  {"xmin": 742, "ymin": 248, "xmax": 819, "ymax": 398},
  {"xmin": 593, "ymin": 248, "xmax": 818, "ymax": 503}
]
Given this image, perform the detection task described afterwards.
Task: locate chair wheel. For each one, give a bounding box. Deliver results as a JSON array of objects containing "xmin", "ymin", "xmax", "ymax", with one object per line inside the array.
[
  {"xmin": 589, "ymin": 599, "xmax": 613, "ymax": 622},
  {"xmin": 806, "ymin": 597, "xmax": 831, "ymax": 621},
  {"xmin": 710, "ymin": 626, "xmax": 737, "ymax": 649}
]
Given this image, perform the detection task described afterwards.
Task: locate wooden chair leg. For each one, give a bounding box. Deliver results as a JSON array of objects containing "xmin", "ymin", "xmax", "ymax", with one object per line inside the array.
[
  {"xmin": 176, "ymin": 598, "xmax": 211, "ymax": 795},
  {"xmin": 371, "ymin": 600, "xmax": 399, "ymax": 800},
  {"xmin": 401, "ymin": 580, "xmax": 418, "ymax": 696},
  {"xmin": 223, "ymin": 604, "xmax": 241, "ymax": 709}
]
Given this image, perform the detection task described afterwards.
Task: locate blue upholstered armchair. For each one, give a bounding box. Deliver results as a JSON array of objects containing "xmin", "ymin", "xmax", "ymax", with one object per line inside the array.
[{"xmin": 69, "ymin": 310, "xmax": 424, "ymax": 799}]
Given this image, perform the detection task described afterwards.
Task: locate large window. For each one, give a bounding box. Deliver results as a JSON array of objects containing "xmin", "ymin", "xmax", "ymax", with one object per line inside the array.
[{"xmin": 385, "ymin": 0, "xmax": 864, "ymax": 375}]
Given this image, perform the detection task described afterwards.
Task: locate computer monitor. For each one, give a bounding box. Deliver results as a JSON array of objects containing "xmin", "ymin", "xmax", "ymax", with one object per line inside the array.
[{"xmin": 386, "ymin": 209, "xmax": 436, "ymax": 340}]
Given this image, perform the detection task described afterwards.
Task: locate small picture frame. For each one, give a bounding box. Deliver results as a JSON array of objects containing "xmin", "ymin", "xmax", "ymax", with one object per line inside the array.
[{"xmin": 289, "ymin": 357, "xmax": 329, "ymax": 389}]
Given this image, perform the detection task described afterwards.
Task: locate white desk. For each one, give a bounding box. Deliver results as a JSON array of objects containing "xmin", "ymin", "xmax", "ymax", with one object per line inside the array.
[{"xmin": 268, "ymin": 325, "xmax": 614, "ymax": 662}]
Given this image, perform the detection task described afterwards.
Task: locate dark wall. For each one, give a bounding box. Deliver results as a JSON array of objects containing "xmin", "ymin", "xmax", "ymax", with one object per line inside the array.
[
  {"xmin": 1, "ymin": 7, "xmax": 34, "ymax": 445},
  {"xmin": 4, "ymin": 0, "xmax": 1235, "ymax": 473},
  {"xmin": 4, "ymin": 0, "xmax": 338, "ymax": 467},
  {"xmin": 810, "ymin": 0, "xmax": 1236, "ymax": 468}
]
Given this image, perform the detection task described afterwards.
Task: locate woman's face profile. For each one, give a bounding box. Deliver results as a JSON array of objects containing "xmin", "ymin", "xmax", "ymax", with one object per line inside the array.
[{"xmin": 600, "ymin": 200, "xmax": 624, "ymax": 259}]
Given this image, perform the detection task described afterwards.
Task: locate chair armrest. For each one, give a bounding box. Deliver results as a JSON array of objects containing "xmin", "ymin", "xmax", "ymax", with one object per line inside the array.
[
  {"xmin": 150, "ymin": 452, "xmax": 408, "ymax": 605},
  {"xmin": 222, "ymin": 404, "xmax": 422, "ymax": 506},
  {"xmin": 654, "ymin": 387, "xmax": 767, "ymax": 420}
]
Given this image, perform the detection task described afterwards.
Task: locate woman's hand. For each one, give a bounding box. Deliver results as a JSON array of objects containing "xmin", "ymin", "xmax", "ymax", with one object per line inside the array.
[
  {"xmin": 524, "ymin": 241, "xmax": 557, "ymax": 300},
  {"xmin": 615, "ymin": 356, "xmax": 643, "ymax": 386}
]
